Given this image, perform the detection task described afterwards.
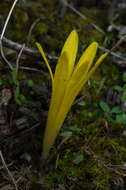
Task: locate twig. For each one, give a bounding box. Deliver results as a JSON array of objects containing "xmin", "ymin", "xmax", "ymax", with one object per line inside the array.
[
  {"xmin": 97, "ymin": 77, "xmax": 106, "ymax": 92},
  {"xmin": 0, "ymin": 0, "xmax": 19, "ymax": 40},
  {"xmin": 19, "ymin": 66, "xmax": 49, "ymax": 78},
  {"xmin": 110, "ymin": 35, "xmax": 126, "ymax": 52},
  {"xmin": 27, "ymin": 18, "xmax": 41, "ymax": 45},
  {"xmin": 0, "ymin": 41, "xmax": 13, "ymax": 69},
  {"xmin": 2, "ymin": 36, "xmax": 126, "ymax": 63},
  {"xmin": 2, "ymin": 36, "xmax": 126, "ymax": 68},
  {"xmin": 0, "ymin": 0, "xmax": 19, "ymax": 70},
  {"xmin": 60, "ymin": 0, "xmax": 105, "ymax": 34},
  {"xmin": 0, "ymin": 162, "xmax": 13, "ymax": 170},
  {"xmin": 99, "ymin": 46, "xmax": 126, "ymax": 62},
  {"xmin": 0, "ymin": 150, "xmax": 18, "ymax": 190},
  {"xmin": 73, "ymin": 95, "xmax": 85, "ymax": 105},
  {"xmin": 2, "ymin": 37, "xmax": 58, "ymax": 60},
  {"xmin": 16, "ymin": 43, "xmax": 25, "ymax": 74}
]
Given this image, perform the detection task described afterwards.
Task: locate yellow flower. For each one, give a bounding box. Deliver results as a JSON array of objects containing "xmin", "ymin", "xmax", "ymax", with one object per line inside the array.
[{"xmin": 36, "ymin": 30, "xmax": 108, "ymax": 159}]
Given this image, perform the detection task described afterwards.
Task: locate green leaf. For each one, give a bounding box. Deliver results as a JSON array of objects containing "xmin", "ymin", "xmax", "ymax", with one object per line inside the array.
[
  {"xmin": 27, "ymin": 79, "xmax": 34, "ymax": 87},
  {"xmin": 14, "ymin": 86, "xmax": 21, "ymax": 104},
  {"xmin": 14, "ymin": 87, "xmax": 28, "ymax": 104},
  {"xmin": 0, "ymin": 80, "xmax": 4, "ymax": 85},
  {"xmin": 115, "ymin": 114, "xmax": 126, "ymax": 125},
  {"xmin": 113, "ymin": 85, "xmax": 124, "ymax": 92},
  {"xmin": 73, "ymin": 154, "xmax": 84, "ymax": 164},
  {"xmin": 122, "ymin": 72, "xmax": 126, "ymax": 82},
  {"xmin": 69, "ymin": 125, "xmax": 81, "ymax": 132},
  {"xmin": 99, "ymin": 101, "xmax": 111, "ymax": 113},
  {"xmin": 121, "ymin": 91, "xmax": 126, "ymax": 101},
  {"xmin": 111, "ymin": 106, "xmax": 123, "ymax": 114},
  {"xmin": 11, "ymin": 69, "xmax": 19, "ymax": 86},
  {"xmin": 19, "ymin": 94, "xmax": 28, "ymax": 104},
  {"xmin": 77, "ymin": 101, "xmax": 86, "ymax": 106},
  {"xmin": 15, "ymin": 86, "xmax": 20, "ymax": 99},
  {"xmin": 60, "ymin": 131, "xmax": 72, "ymax": 136}
]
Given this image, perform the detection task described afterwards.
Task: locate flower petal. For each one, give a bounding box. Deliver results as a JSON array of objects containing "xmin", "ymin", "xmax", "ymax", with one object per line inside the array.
[
  {"xmin": 49, "ymin": 51, "xmax": 69, "ymax": 116},
  {"xmin": 76, "ymin": 42, "xmax": 98, "ymax": 71},
  {"xmin": 47, "ymin": 53, "xmax": 108, "ymax": 151},
  {"xmin": 62, "ymin": 53, "xmax": 108, "ymax": 112},
  {"xmin": 64, "ymin": 53, "xmax": 108, "ymax": 108},
  {"xmin": 36, "ymin": 42, "xmax": 54, "ymax": 86},
  {"xmin": 60, "ymin": 30, "xmax": 78, "ymax": 77},
  {"xmin": 42, "ymin": 52, "xmax": 69, "ymax": 159},
  {"xmin": 85, "ymin": 52, "xmax": 108, "ymax": 81}
]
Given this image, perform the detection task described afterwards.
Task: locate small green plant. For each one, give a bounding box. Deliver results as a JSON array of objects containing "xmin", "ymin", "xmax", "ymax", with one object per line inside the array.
[
  {"xmin": 73, "ymin": 154, "xmax": 84, "ymax": 164},
  {"xmin": 60, "ymin": 125, "xmax": 81, "ymax": 137},
  {"xmin": 99, "ymin": 99, "xmax": 126, "ymax": 125},
  {"xmin": 37, "ymin": 30, "xmax": 108, "ymax": 159},
  {"xmin": 60, "ymin": 131, "xmax": 73, "ymax": 137},
  {"xmin": 99, "ymin": 72, "xmax": 126, "ymax": 125},
  {"xmin": 77, "ymin": 100, "xmax": 87, "ymax": 106},
  {"xmin": 42, "ymin": 121, "xmax": 126, "ymax": 190},
  {"xmin": 99, "ymin": 101, "xmax": 111, "ymax": 113},
  {"xmin": 11, "ymin": 68, "xmax": 28, "ymax": 104}
]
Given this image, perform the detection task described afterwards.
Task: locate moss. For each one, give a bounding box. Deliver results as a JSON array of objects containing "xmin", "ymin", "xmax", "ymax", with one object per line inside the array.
[
  {"xmin": 100, "ymin": 63, "xmax": 120, "ymax": 82},
  {"xmin": 59, "ymin": 12, "xmax": 104, "ymax": 45},
  {"xmin": 39, "ymin": 0, "xmax": 55, "ymax": 11},
  {"xmin": 0, "ymin": 2, "xmax": 10, "ymax": 16},
  {"xmin": 34, "ymin": 23, "xmax": 49, "ymax": 36},
  {"xmin": 39, "ymin": 119, "xmax": 126, "ymax": 190},
  {"xmin": 1, "ymin": 2, "xmax": 126, "ymax": 190},
  {"xmin": 7, "ymin": 8, "xmax": 28, "ymax": 40},
  {"xmin": 80, "ymin": 8, "xmax": 108, "ymax": 28}
]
